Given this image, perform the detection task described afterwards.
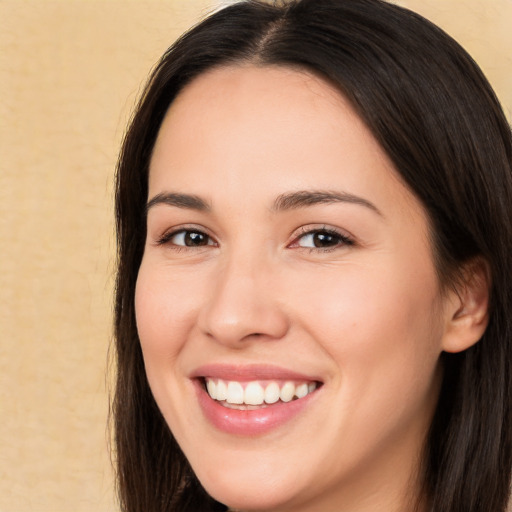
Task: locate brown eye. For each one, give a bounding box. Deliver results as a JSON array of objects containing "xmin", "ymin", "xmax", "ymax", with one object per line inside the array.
[
  {"xmin": 313, "ymin": 232, "xmax": 338, "ymax": 247},
  {"xmin": 163, "ymin": 229, "xmax": 214, "ymax": 247},
  {"xmin": 297, "ymin": 230, "xmax": 351, "ymax": 249},
  {"xmin": 183, "ymin": 231, "xmax": 209, "ymax": 246}
]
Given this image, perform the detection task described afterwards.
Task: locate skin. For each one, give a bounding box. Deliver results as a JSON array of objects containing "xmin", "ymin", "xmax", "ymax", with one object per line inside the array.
[{"xmin": 135, "ymin": 65, "xmax": 487, "ymax": 512}]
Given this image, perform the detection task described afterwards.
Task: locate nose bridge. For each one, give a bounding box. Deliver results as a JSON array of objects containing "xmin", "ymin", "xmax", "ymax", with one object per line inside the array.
[{"xmin": 199, "ymin": 244, "xmax": 288, "ymax": 346}]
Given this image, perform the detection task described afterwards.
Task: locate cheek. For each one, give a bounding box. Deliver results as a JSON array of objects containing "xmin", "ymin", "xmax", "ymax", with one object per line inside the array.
[
  {"xmin": 134, "ymin": 261, "xmax": 207, "ymax": 433},
  {"xmin": 289, "ymin": 257, "xmax": 444, "ymax": 398},
  {"xmin": 294, "ymin": 259, "xmax": 441, "ymax": 339},
  {"xmin": 296, "ymin": 262, "xmax": 443, "ymax": 448},
  {"xmin": 134, "ymin": 262, "xmax": 199, "ymax": 368}
]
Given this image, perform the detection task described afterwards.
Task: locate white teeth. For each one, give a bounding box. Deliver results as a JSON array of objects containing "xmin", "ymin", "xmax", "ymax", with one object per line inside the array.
[
  {"xmin": 216, "ymin": 379, "xmax": 227, "ymax": 400},
  {"xmin": 244, "ymin": 381, "xmax": 265, "ymax": 405},
  {"xmin": 226, "ymin": 381, "xmax": 244, "ymax": 404},
  {"xmin": 264, "ymin": 382, "xmax": 280, "ymax": 404},
  {"xmin": 295, "ymin": 383, "xmax": 309, "ymax": 399},
  {"xmin": 280, "ymin": 381, "xmax": 295, "ymax": 402},
  {"xmin": 206, "ymin": 379, "xmax": 216, "ymax": 398},
  {"xmin": 205, "ymin": 378, "xmax": 318, "ymax": 405}
]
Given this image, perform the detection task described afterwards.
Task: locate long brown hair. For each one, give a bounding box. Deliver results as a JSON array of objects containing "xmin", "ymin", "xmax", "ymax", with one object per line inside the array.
[{"xmin": 113, "ymin": 1, "xmax": 512, "ymax": 510}]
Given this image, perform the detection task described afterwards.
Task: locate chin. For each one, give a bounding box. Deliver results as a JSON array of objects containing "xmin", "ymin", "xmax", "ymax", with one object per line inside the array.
[
  {"xmin": 206, "ymin": 487, "xmax": 294, "ymax": 512},
  {"xmin": 196, "ymin": 462, "xmax": 303, "ymax": 512}
]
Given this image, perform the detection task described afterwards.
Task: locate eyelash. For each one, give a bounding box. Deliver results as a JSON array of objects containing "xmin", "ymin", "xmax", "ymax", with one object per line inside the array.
[
  {"xmin": 290, "ymin": 226, "xmax": 354, "ymax": 252},
  {"xmin": 156, "ymin": 226, "xmax": 354, "ymax": 253},
  {"xmin": 156, "ymin": 226, "xmax": 216, "ymax": 251}
]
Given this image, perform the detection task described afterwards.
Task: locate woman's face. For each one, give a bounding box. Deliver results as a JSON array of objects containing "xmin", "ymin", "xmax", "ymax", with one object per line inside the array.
[{"xmin": 135, "ymin": 66, "xmax": 451, "ymax": 511}]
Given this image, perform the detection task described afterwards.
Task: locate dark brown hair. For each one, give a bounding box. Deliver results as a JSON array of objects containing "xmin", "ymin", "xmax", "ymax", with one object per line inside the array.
[{"xmin": 113, "ymin": 1, "xmax": 512, "ymax": 510}]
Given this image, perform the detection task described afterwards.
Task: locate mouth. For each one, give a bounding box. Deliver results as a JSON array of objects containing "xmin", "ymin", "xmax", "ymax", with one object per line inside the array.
[
  {"xmin": 203, "ymin": 378, "xmax": 319, "ymax": 410},
  {"xmin": 191, "ymin": 364, "xmax": 323, "ymax": 435}
]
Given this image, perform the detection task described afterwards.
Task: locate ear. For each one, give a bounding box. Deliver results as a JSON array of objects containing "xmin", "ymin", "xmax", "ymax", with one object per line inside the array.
[{"xmin": 441, "ymin": 257, "xmax": 491, "ymax": 353}]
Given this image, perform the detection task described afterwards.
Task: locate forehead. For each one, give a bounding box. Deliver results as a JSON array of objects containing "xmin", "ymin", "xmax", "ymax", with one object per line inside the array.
[
  {"xmin": 167, "ymin": 64, "xmax": 345, "ymax": 121},
  {"xmin": 151, "ymin": 65, "xmax": 352, "ymax": 167},
  {"xmin": 149, "ymin": 64, "xmax": 417, "ymax": 215}
]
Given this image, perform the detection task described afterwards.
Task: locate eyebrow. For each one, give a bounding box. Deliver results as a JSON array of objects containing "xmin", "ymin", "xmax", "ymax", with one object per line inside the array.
[
  {"xmin": 272, "ymin": 190, "xmax": 382, "ymax": 216},
  {"xmin": 146, "ymin": 192, "xmax": 211, "ymax": 213},
  {"xmin": 145, "ymin": 189, "xmax": 381, "ymax": 216}
]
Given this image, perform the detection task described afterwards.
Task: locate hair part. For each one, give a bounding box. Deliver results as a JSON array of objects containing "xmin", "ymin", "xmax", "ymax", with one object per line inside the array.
[{"xmin": 113, "ymin": 1, "xmax": 512, "ymax": 510}]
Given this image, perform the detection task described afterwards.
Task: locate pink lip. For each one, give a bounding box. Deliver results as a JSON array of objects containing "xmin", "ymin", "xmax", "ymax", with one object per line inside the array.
[
  {"xmin": 190, "ymin": 364, "xmax": 322, "ymax": 436},
  {"xmin": 190, "ymin": 363, "xmax": 321, "ymax": 382}
]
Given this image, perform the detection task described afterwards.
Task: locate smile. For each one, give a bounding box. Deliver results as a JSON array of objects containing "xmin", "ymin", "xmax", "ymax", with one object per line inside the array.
[
  {"xmin": 192, "ymin": 365, "xmax": 322, "ymax": 435},
  {"xmin": 205, "ymin": 378, "xmax": 318, "ymax": 408}
]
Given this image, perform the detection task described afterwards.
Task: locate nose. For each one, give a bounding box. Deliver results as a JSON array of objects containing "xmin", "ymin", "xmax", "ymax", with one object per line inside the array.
[{"xmin": 197, "ymin": 253, "xmax": 289, "ymax": 347}]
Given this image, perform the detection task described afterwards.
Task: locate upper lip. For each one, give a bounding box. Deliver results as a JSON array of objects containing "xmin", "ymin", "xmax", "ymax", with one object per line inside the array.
[{"xmin": 190, "ymin": 363, "xmax": 322, "ymax": 383}]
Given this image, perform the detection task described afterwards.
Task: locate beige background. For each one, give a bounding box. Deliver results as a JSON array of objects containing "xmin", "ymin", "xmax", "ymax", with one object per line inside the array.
[{"xmin": 0, "ymin": 1, "xmax": 510, "ymax": 511}]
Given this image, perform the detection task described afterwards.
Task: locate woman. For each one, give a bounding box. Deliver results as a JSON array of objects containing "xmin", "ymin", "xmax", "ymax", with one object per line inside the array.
[{"xmin": 113, "ymin": 0, "xmax": 512, "ymax": 511}]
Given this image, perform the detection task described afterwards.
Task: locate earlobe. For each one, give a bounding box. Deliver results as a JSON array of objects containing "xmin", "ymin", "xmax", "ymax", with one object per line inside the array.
[{"xmin": 441, "ymin": 258, "xmax": 491, "ymax": 354}]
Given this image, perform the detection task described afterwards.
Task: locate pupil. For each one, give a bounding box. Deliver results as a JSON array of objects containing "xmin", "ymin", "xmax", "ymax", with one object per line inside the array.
[
  {"xmin": 314, "ymin": 232, "xmax": 337, "ymax": 247},
  {"xmin": 185, "ymin": 231, "xmax": 206, "ymax": 246}
]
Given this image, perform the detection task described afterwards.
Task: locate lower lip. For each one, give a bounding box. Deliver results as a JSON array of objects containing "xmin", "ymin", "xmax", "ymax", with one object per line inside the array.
[{"xmin": 195, "ymin": 380, "xmax": 318, "ymax": 436}]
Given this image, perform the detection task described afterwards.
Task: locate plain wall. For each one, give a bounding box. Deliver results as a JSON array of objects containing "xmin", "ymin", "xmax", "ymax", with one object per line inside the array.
[{"xmin": 0, "ymin": 1, "xmax": 510, "ymax": 511}]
